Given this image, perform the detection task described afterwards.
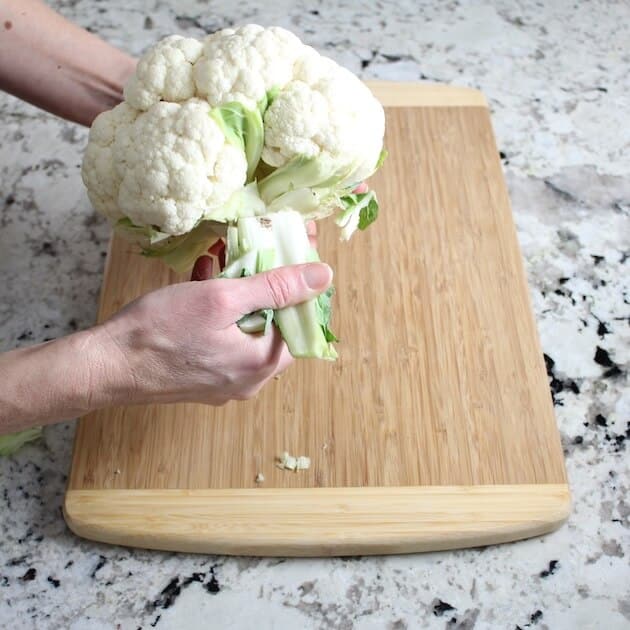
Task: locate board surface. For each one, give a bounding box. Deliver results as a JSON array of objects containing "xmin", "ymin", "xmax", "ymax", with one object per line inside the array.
[{"xmin": 65, "ymin": 83, "xmax": 569, "ymax": 556}]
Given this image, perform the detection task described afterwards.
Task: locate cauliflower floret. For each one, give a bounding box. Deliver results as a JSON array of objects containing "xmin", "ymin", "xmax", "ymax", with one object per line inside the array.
[
  {"xmin": 262, "ymin": 53, "xmax": 385, "ymax": 183},
  {"xmin": 81, "ymin": 102, "xmax": 139, "ymax": 221},
  {"xmin": 193, "ymin": 24, "xmax": 305, "ymax": 109},
  {"xmin": 124, "ymin": 35, "xmax": 204, "ymax": 110},
  {"xmin": 117, "ymin": 100, "xmax": 247, "ymax": 234}
]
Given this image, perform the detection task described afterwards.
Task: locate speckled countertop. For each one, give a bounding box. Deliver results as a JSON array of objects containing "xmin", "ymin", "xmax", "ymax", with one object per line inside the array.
[{"xmin": 1, "ymin": 1, "xmax": 628, "ymax": 628}]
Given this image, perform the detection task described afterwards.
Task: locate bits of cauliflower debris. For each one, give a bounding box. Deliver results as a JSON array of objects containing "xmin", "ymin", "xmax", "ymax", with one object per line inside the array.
[
  {"xmin": 276, "ymin": 451, "xmax": 311, "ymax": 471},
  {"xmin": 255, "ymin": 473, "xmax": 265, "ymax": 483}
]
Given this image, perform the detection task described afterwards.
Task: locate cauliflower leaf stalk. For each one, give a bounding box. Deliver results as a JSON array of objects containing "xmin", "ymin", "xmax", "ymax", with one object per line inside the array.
[
  {"xmin": 81, "ymin": 25, "xmax": 386, "ymax": 361},
  {"xmin": 221, "ymin": 210, "xmax": 338, "ymax": 360}
]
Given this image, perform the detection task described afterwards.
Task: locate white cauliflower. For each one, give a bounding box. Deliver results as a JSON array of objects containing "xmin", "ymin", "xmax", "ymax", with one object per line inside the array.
[
  {"xmin": 117, "ymin": 100, "xmax": 246, "ymax": 234},
  {"xmin": 262, "ymin": 53, "xmax": 385, "ymax": 184},
  {"xmin": 82, "ymin": 24, "xmax": 385, "ymax": 274},
  {"xmin": 82, "ymin": 102, "xmax": 139, "ymax": 221},
  {"xmin": 82, "ymin": 100, "xmax": 246, "ymax": 236},
  {"xmin": 193, "ymin": 24, "xmax": 304, "ymax": 109},
  {"xmin": 124, "ymin": 35, "xmax": 203, "ymax": 110}
]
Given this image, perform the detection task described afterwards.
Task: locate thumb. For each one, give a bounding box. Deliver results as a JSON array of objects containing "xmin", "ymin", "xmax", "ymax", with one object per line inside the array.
[{"xmin": 219, "ymin": 263, "xmax": 332, "ymax": 320}]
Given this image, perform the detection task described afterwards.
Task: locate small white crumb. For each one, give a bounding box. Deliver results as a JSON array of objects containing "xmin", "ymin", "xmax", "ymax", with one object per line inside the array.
[
  {"xmin": 277, "ymin": 451, "xmax": 310, "ymax": 472},
  {"xmin": 114, "ymin": 469, "xmax": 121, "ymax": 475},
  {"xmin": 296, "ymin": 456, "xmax": 311, "ymax": 470},
  {"xmin": 255, "ymin": 473, "xmax": 265, "ymax": 483}
]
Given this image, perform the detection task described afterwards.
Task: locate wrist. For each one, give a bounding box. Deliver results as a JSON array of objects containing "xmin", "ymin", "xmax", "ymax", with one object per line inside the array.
[{"xmin": 88, "ymin": 321, "xmax": 139, "ymax": 410}]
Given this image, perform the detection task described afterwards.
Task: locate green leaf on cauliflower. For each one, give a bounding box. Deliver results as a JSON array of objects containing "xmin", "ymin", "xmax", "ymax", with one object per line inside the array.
[
  {"xmin": 375, "ymin": 148, "xmax": 388, "ymax": 171},
  {"xmin": 335, "ymin": 190, "xmax": 379, "ymax": 240},
  {"xmin": 258, "ymin": 154, "xmax": 354, "ymax": 205},
  {"xmin": 205, "ymin": 182, "xmax": 266, "ymax": 223},
  {"xmin": 115, "ymin": 217, "xmax": 172, "ymax": 245},
  {"xmin": 210, "ymin": 102, "xmax": 264, "ymax": 181},
  {"xmin": 315, "ymin": 286, "xmax": 339, "ymax": 343},
  {"xmin": 257, "ymin": 86, "xmax": 281, "ymax": 115},
  {"xmin": 117, "ymin": 219, "xmax": 222, "ymax": 274}
]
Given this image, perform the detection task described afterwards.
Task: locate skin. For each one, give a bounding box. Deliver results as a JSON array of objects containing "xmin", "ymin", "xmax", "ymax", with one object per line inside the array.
[
  {"xmin": 0, "ymin": 263, "xmax": 332, "ymax": 433},
  {"xmin": 0, "ymin": 0, "xmax": 136, "ymax": 126},
  {"xmin": 0, "ymin": 1, "xmax": 366, "ymax": 434}
]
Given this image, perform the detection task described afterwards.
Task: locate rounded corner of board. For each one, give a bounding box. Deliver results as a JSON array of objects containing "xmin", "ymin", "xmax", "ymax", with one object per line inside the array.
[
  {"xmin": 62, "ymin": 490, "xmax": 84, "ymax": 538},
  {"xmin": 364, "ymin": 81, "xmax": 488, "ymax": 108},
  {"xmin": 63, "ymin": 489, "xmax": 103, "ymax": 544}
]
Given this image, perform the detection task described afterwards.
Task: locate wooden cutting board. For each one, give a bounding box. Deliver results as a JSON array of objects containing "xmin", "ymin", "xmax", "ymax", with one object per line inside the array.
[{"xmin": 64, "ymin": 82, "xmax": 570, "ymax": 556}]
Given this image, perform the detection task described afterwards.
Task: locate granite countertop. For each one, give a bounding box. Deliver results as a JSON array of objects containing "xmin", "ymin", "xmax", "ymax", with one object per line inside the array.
[{"xmin": 1, "ymin": 1, "xmax": 628, "ymax": 628}]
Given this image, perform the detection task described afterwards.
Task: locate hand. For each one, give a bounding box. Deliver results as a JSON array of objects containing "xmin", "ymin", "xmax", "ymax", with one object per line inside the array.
[{"xmin": 97, "ymin": 263, "xmax": 332, "ymax": 406}]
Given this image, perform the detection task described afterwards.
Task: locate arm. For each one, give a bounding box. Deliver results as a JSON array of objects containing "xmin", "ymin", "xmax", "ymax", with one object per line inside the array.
[
  {"xmin": 0, "ymin": 329, "xmax": 120, "ymax": 432},
  {"xmin": 0, "ymin": 0, "xmax": 136, "ymax": 126},
  {"xmin": 0, "ymin": 263, "xmax": 332, "ymax": 434}
]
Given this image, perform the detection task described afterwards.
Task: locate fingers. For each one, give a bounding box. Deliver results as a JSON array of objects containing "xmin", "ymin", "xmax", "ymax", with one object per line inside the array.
[
  {"xmin": 191, "ymin": 255, "xmax": 214, "ymax": 281},
  {"xmin": 214, "ymin": 263, "xmax": 333, "ymax": 323},
  {"xmin": 306, "ymin": 220, "xmax": 317, "ymax": 237},
  {"xmin": 354, "ymin": 182, "xmax": 369, "ymax": 194},
  {"xmin": 208, "ymin": 239, "xmax": 226, "ymax": 270},
  {"xmin": 306, "ymin": 220, "xmax": 317, "ymax": 248}
]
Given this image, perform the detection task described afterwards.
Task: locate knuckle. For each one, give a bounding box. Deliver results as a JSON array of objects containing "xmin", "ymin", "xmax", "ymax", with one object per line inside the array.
[
  {"xmin": 206, "ymin": 282, "xmax": 233, "ymax": 317},
  {"xmin": 264, "ymin": 271, "xmax": 294, "ymax": 308}
]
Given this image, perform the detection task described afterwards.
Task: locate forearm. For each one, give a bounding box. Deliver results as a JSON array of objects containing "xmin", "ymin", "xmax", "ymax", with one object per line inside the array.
[
  {"xmin": 0, "ymin": 0, "xmax": 136, "ymax": 126},
  {"xmin": 0, "ymin": 326, "xmax": 131, "ymax": 433}
]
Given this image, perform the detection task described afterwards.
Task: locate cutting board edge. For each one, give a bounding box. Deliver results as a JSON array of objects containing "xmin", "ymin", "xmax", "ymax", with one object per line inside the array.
[
  {"xmin": 64, "ymin": 484, "xmax": 570, "ymax": 557},
  {"xmin": 365, "ymin": 80, "xmax": 488, "ymax": 107}
]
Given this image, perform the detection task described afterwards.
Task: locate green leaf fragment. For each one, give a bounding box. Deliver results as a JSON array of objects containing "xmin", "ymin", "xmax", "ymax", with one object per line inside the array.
[
  {"xmin": 0, "ymin": 427, "xmax": 42, "ymax": 456},
  {"xmin": 315, "ymin": 286, "xmax": 339, "ymax": 343},
  {"xmin": 375, "ymin": 148, "xmax": 388, "ymax": 171},
  {"xmin": 358, "ymin": 194, "xmax": 379, "ymax": 230},
  {"xmin": 335, "ymin": 190, "xmax": 379, "ymax": 239}
]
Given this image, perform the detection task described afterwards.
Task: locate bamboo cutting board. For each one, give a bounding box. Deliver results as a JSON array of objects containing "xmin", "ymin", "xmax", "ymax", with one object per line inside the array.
[{"xmin": 64, "ymin": 83, "xmax": 570, "ymax": 556}]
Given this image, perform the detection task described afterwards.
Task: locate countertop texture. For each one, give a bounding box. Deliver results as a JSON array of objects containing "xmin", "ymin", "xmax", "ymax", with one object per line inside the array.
[{"xmin": 1, "ymin": 1, "xmax": 628, "ymax": 628}]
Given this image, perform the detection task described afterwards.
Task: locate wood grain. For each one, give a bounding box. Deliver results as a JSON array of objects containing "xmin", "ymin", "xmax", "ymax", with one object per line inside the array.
[
  {"xmin": 66, "ymin": 83, "xmax": 568, "ymax": 554},
  {"xmin": 64, "ymin": 485, "xmax": 569, "ymax": 557}
]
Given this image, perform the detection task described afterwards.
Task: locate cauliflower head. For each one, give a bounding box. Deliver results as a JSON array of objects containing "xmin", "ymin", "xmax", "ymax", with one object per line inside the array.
[{"xmin": 81, "ymin": 25, "xmax": 385, "ymax": 270}]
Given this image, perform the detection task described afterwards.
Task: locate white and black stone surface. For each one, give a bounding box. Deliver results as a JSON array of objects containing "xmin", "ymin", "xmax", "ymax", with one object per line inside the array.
[{"xmin": 1, "ymin": 1, "xmax": 628, "ymax": 628}]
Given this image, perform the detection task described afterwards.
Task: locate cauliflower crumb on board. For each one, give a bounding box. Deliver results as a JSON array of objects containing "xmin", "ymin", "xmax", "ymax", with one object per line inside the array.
[
  {"xmin": 276, "ymin": 451, "xmax": 311, "ymax": 471},
  {"xmin": 255, "ymin": 473, "xmax": 265, "ymax": 483}
]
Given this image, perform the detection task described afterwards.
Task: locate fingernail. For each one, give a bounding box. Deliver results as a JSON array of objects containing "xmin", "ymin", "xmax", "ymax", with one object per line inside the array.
[{"xmin": 303, "ymin": 263, "xmax": 332, "ymax": 290}]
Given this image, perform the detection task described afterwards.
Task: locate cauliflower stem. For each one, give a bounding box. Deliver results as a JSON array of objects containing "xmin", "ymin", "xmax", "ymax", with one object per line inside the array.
[{"xmin": 221, "ymin": 210, "xmax": 338, "ymax": 360}]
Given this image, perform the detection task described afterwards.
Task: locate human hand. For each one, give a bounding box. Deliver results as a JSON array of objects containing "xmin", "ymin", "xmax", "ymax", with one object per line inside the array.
[{"xmin": 96, "ymin": 263, "xmax": 332, "ymax": 406}]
